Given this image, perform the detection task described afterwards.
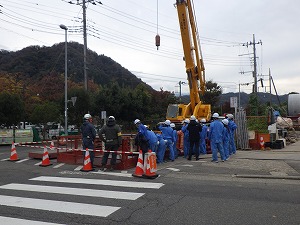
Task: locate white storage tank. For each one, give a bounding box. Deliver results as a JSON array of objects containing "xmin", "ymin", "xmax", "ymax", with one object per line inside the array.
[{"xmin": 288, "ymin": 94, "xmax": 300, "ymax": 116}]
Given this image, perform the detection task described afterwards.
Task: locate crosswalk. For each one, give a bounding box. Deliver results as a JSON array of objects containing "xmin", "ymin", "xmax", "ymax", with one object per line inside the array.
[{"xmin": 0, "ymin": 175, "xmax": 164, "ymax": 223}]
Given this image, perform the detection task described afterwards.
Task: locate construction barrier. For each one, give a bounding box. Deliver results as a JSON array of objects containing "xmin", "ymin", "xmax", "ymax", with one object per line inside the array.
[{"xmin": 21, "ymin": 135, "xmax": 138, "ymax": 170}]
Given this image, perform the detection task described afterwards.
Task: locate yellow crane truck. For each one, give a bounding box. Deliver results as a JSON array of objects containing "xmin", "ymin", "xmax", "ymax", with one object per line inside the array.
[{"xmin": 166, "ymin": 0, "xmax": 211, "ymax": 123}]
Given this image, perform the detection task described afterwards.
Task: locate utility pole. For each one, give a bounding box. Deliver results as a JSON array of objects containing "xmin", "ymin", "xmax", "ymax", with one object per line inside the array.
[
  {"xmin": 242, "ymin": 34, "xmax": 262, "ymax": 115},
  {"xmin": 243, "ymin": 34, "xmax": 262, "ymax": 95},
  {"xmin": 178, "ymin": 81, "xmax": 186, "ymax": 103},
  {"xmin": 66, "ymin": 0, "xmax": 102, "ymax": 91},
  {"xmin": 82, "ymin": 0, "xmax": 88, "ymax": 91}
]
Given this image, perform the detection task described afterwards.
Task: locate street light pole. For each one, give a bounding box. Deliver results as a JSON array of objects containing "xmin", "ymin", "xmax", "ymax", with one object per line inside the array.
[{"xmin": 60, "ymin": 24, "xmax": 68, "ymax": 136}]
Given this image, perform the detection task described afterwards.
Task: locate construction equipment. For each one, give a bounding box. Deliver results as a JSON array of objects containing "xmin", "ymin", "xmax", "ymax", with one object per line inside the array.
[{"xmin": 166, "ymin": 0, "xmax": 211, "ymax": 123}]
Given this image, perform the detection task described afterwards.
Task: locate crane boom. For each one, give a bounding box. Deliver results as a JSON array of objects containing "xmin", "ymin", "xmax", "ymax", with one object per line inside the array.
[{"xmin": 166, "ymin": 0, "xmax": 211, "ymax": 123}]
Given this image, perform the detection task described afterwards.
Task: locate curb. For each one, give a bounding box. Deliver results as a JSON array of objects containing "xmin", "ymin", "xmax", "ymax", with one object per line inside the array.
[{"xmin": 233, "ymin": 174, "xmax": 300, "ymax": 180}]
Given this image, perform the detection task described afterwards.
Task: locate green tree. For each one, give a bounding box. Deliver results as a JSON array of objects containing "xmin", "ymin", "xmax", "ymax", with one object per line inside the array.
[
  {"xmin": 29, "ymin": 102, "xmax": 60, "ymax": 124},
  {"xmin": 201, "ymin": 80, "xmax": 222, "ymax": 112},
  {"xmin": 0, "ymin": 92, "xmax": 24, "ymax": 127}
]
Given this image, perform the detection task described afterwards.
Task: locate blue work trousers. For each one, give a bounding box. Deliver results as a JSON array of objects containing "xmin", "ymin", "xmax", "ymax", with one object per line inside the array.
[
  {"xmin": 165, "ymin": 139, "xmax": 175, "ymax": 161},
  {"xmin": 156, "ymin": 140, "xmax": 166, "ymax": 163},
  {"xmin": 211, "ymin": 141, "xmax": 225, "ymax": 161}
]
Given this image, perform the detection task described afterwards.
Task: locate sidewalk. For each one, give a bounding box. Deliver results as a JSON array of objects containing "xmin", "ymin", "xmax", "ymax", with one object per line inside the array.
[
  {"xmin": 220, "ymin": 140, "xmax": 300, "ymax": 180},
  {"xmin": 157, "ymin": 141, "xmax": 300, "ymax": 180}
]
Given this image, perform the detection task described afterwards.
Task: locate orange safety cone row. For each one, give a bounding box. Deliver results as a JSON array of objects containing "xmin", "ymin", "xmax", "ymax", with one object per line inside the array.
[
  {"xmin": 80, "ymin": 149, "xmax": 94, "ymax": 172},
  {"xmin": 9, "ymin": 142, "xmax": 19, "ymax": 161},
  {"xmin": 143, "ymin": 150, "xmax": 159, "ymax": 179},
  {"xmin": 40, "ymin": 146, "xmax": 52, "ymax": 167},
  {"xmin": 132, "ymin": 150, "xmax": 145, "ymax": 178},
  {"xmin": 260, "ymin": 136, "xmax": 265, "ymax": 150}
]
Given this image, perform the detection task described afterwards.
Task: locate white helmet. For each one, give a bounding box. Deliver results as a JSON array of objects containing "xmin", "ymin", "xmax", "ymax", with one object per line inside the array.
[
  {"xmin": 165, "ymin": 120, "xmax": 171, "ymax": 126},
  {"xmin": 190, "ymin": 115, "xmax": 196, "ymax": 121},
  {"xmin": 227, "ymin": 114, "xmax": 234, "ymax": 119},
  {"xmin": 212, "ymin": 113, "xmax": 219, "ymax": 118},
  {"xmin": 134, "ymin": 119, "xmax": 141, "ymax": 125},
  {"xmin": 108, "ymin": 116, "xmax": 115, "ymax": 120},
  {"xmin": 170, "ymin": 123, "xmax": 175, "ymax": 128},
  {"xmin": 200, "ymin": 119, "xmax": 206, "ymax": 123},
  {"xmin": 83, "ymin": 114, "xmax": 92, "ymax": 120},
  {"xmin": 222, "ymin": 119, "xmax": 229, "ymax": 125},
  {"xmin": 183, "ymin": 119, "xmax": 190, "ymax": 124}
]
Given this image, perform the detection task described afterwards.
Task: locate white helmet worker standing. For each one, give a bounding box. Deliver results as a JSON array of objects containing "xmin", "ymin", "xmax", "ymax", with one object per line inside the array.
[{"xmin": 209, "ymin": 112, "xmax": 225, "ymax": 162}]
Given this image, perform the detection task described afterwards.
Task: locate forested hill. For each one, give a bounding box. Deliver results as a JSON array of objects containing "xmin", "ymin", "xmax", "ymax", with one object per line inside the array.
[{"xmin": 0, "ymin": 42, "xmax": 150, "ymax": 90}]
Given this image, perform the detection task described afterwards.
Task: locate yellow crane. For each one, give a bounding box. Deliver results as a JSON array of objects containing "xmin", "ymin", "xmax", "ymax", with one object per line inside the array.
[{"xmin": 166, "ymin": 0, "xmax": 211, "ymax": 123}]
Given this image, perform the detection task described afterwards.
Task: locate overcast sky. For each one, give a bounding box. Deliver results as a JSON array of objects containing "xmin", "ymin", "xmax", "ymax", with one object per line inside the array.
[{"xmin": 1, "ymin": 0, "xmax": 299, "ymax": 96}]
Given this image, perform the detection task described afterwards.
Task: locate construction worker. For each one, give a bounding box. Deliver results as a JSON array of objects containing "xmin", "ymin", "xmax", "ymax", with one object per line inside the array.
[
  {"xmin": 226, "ymin": 114, "xmax": 237, "ymax": 155},
  {"xmin": 98, "ymin": 116, "xmax": 122, "ymax": 171},
  {"xmin": 134, "ymin": 119, "xmax": 149, "ymax": 158},
  {"xmin": 158, "ymin": 120, "xmax": 175, "ymax": 161},
  {"xmin": 81, "ymin": 113, "xmax": 96, "ymax": 167},
  {"xmin": 187, "ymin": 115, "xmax": 202, "ymax": 161},
  {"xmin": 181, "ymin": 119, "xmax": 190, "ymax": 158},
  {"xmin": 156, "ymin": 133, "xmax": 166, "ymax": 164},
  {"xmin": 222, "ymin": 119, "xmax": 230, "ymax": 160},
  {"xmin": 170, "ymin": 123, "xmax": 178, "ymax": 159},
  {"xmin": 145, "ymin": 125, "xmax": 158, "ymax": 153},
  {"xmin": 208, "ymin": 113, "xmax": 225, "ymax": 163},
  {"xmin": 199, "ymin": 119, "xmax": 207, "ymax": 154}
]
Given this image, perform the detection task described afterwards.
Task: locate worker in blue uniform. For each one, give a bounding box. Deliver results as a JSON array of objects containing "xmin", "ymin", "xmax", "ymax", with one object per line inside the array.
[
  {"xmin": 134, "ymin": 119, "xmax": 150, "ymax": 158},
  {"xmin": 222, "ymin": 119, "xmax": 230, "ymax": 160},
  {"xmin": 226, "ymin": 114, "xmax": 237, "ymax": 155},
  {"xmin": 170, "ymin": 123, "xmax": 178, "ymax": 159},
  {"xmin": 199, "ymin": 119, "xmax": 207, "ymax": 154},
  {"xmin": 145, "ymin": 125, "xmax": 158, "ymax": 153},
  {"xmin": 208, "ymin": 113, "xmax": 225, "ymax": 163},
  {"xmin": 156, "ymin": 133, "xmax": 166, "ymax": 163},
  {"xmin": 158, "ymin": 120, "xmax": 175, "ymax": 161},
  {"xmin": 181, "ymin": 119, "xmax": 190, "ymax": 158}
]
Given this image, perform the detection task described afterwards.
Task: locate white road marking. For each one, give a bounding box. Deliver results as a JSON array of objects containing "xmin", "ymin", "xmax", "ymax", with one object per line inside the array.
[
  {"xmin": 74, "ymin": 165, "xmax": 82, "ymax": 171},
  {"xmin": 181, "ymin": 164, "xmax": 194, "ymax": 167},
  {"xmin": 30, "ymin": 176, "xmax": 164, "ymax": 189},
  {"xmin": 92, "ymin": 170, "xmax": 133, "ymax": 178},
  {"xmin": 15, "ymin": 158, "xmax": 30, "ymax": 163},
  {"xmin": 34, "ymin": 162, "xmax": 42, "ymax": 166},
  {"xmin": 53, "ymin": 163, "xmax": 65, "ymax": 168},
  {"xmin": 0, "ymin": 183, "xmax": 144, "ymax": 200},
  {"xmin": 166, "ymin": 168, "xmax": 180, "ymax": 172},
  {"xmin": 0, "ymin": 216, "xmax": 63, "ymax": 225},
  {"xmin": 0, "ymin": 195, "xmax": 120, "ymax": 217},
  {"xmin": 0, "ymin": 158, "xmax": 10, "ymax": 162}
]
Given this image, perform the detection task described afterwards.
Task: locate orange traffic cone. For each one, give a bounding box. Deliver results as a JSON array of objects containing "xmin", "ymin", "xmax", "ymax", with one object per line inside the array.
[
  {"xmin": 40, "ymin": 146, "xmax": 52, "ymax": 167},
  {"xmin": 9, "ymin": 142, "xmax": 19, "ymax": 161},
  {"xmin": 80, "ymin": 149, "xmax": 94, "ymax": 172},
  {"xmin": 132, "ymin": 150, "xmax": 145, "ymax": 178},
  {"xmin": 143, "ymin": 150, "xmax": 159, "ymax": 179},
  {"xmin": 49, "ymin": 141, "xmax": 55, "ymax": 151}
]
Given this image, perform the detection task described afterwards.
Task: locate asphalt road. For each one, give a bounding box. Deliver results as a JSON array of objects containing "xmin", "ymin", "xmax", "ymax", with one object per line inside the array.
[{"xmin": 0, "ymin": 144, "xmax": 299, "ymax": 225}]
